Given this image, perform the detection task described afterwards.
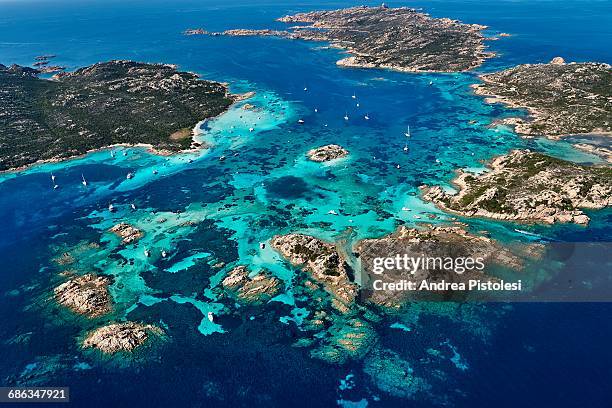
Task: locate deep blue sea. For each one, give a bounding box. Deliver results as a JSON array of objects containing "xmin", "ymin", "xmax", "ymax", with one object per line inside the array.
[{"xmin": 0, "ymin": 0, "xmax": 611, "ymax": 407}]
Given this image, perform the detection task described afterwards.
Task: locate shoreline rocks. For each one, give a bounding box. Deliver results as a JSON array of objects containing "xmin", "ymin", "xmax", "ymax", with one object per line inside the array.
[
  {"xmin": 82, "ymin": 322, "xmax": 163, "ymax": 354},
  {"xmin": 422, "ymin": 150, "xmax": 612, "ymax": 225},
  {"xmin": 306, "ymin": 144, "xmax": 349, "ymax": 162},
  {"xmin": 54, "ymin": 274, "xmax": 112, "ymax": 318}
]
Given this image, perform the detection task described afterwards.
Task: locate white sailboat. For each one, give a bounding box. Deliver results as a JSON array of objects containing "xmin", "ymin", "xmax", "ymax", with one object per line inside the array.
[
  {"xmin": 344, "ymin": 112, "xmax": 349, "ymax": 121},
  {"xmin": 108, "ymin": 203, "xmax": 115, "ymax": 212},
  {"xmin": 351, "ymin": 93, "xmax": 356, "ymax": 99},
  {"xmin": 298, "ymin": 119, "xmax": 305, "ymax": 124},
  {"xmin": 144, "ymin": 248, "xmax": 151, "ymax": 257},
  {"xmin": 126, "ymin": 172, "xmax": 134, "ymax": 179},
  {"xmin": 81, "ymin": 174, "xmax": 87, "ymax": 187},
  {"xmin": 161, "ymin": 250, "xmax": 167, "ymax": 258},
  {"xmin": 130, "ymin": 203, "xmax": 136, "ymax": 211},
  {"xmin": 403, "ymin": 125, "xmax": 410, "ymax": 151},
  {"xmin": 51, "ymin": 173, "xmax": 56, "ymax": 183},
  {"xmin": 404, "ymin": 125, "xmax": 411, "ymax": 138},
  {"xmin": 364, "ymin": 113, "xmax": 370, "ymax": 120}
]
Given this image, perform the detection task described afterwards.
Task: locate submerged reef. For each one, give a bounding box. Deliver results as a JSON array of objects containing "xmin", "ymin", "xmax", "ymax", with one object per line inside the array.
[
  {"xmin": 363, "ymin": 348, "xmax": 430, "ymax": 398},
  {"xmin": 306, "ymin": 144, "xmax": 349, "ymax": 162},
  {"xmin": 309, "ymin": 317, "xmax": 378, "ymax": 364},
  {"xmin": 53, "ymin": 274, "xmax": 113, "ymax": 318},
  {"xmin": 211, "ymin": 6, "xmax": 493, "ymax": 72},
  {"xmin": 82, "ymin": 322, "xmax": 163, "ymax": 354},
  {"xmin": 423, "ymin": 150, "xmax": 612, "ymax": 225},
  {"xmin": 0, "ymin": 60, "xmax": 235, "ymax": 170},
  {"xmin": 474, "ymin": 59, "xmax": 612, "ymax": 137}
]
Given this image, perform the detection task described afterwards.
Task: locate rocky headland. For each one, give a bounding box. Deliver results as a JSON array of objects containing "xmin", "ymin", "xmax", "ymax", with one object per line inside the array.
[
  {"xmin": 422, "ymin": 150, "xmax": 612, "ymax": 225},
  {"xmin": 474, "ymin": 59, "xmax": 612, "ymax": 137},
  {"xmin": 0, "ymin": 60, "xmax": 235, "ymax": 171},
  {"xmin": 53, "ymin": 274, "xmax": 112, "ymax": 318},
  {"xmin": 209, "ymin": 6, "xmax": 493, "ymax": 73},
  {"xmin": 306, "ymin": 144, "xmax": 349, "ymax": 162},
  {"xmin": 82, "ymin": 322, "xmax": 163, "ymax": 354}
]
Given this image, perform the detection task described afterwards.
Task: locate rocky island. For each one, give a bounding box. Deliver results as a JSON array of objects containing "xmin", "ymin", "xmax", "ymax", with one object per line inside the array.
[
  {"xmin": 221, "ymin": 265, "xmax": 283, "ymax": 306},
  {"xmin": 82, "ymin": 322, "xmax": 163, "ymax": 354},
  {"xmin": 209, "ymin": 5, "xmax": 493, "ymax": 73},
  {"xmin": 355, "ymin": 224, "xmax": 528, "ymax": 306},
  {"xmin": 474, "ymin": 59, "xmax": 612, "ymax": 137},
  {"xmin": 306, "ymin": 144, "xmax": 349, "ymax": 162},
  {"xmin": 109, "ymin": 223, "xmax": 143, "ymax": 245},
  {"xmin": 422, "ymin": 150, "xmax": 612, "ymax": 225},
  {"xmin": 53, "ymin": 274, "xmax": 112, "ymax": 318},
  {"xmin": 0, "ymin": 60, "xmax": 235, "ymax": 171},
  {"xmin": 271, "ymin": 234, "xmax": 357, "ymax": 313}
]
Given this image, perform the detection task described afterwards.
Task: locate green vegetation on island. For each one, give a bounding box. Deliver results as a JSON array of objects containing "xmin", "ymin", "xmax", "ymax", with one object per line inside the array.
[{"xmin": 0, "ymin": 60, "xmax": 235, "ymax": 171}]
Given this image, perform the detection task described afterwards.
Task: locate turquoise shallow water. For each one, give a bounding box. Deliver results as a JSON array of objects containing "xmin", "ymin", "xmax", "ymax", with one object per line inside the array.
[{"xmin": 0, "ymin": 0, "xmax": 611, "ymax": 407}]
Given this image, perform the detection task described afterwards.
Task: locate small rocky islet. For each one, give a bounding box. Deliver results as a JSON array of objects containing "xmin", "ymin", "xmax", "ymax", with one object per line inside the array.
[
  {"xmin": 82, "ymin": 322, "xmax": 164, "ymax": 354},
  {"xmin": 221, "ymin": 265, "xmax": 283, "ymax": 306},
  {"xmin": 306, "ymin": 144, "xmax": 349, "ymax": 162},
  {"xmin": 53, "ymin": 273, "xmax": 113, "ymax": 318},
  {"xmin": 0, "ymin": 60, "xmax": 235, "ymax": 171}
]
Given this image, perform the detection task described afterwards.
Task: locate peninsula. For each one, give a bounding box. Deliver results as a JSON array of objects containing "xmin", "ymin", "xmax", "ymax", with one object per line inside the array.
[
  {"xmin": 0, "ymin": 60, "xmax": 235, "ymax": 171},
  {"xmin": 208, "ymin": 6, "xmax": 493, "ymax": 73}
]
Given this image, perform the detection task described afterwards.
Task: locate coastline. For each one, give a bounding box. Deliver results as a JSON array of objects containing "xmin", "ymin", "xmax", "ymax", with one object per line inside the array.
[{"xmin": 0, "ymin": 91, "xmax": 253, "ymax": 176}]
